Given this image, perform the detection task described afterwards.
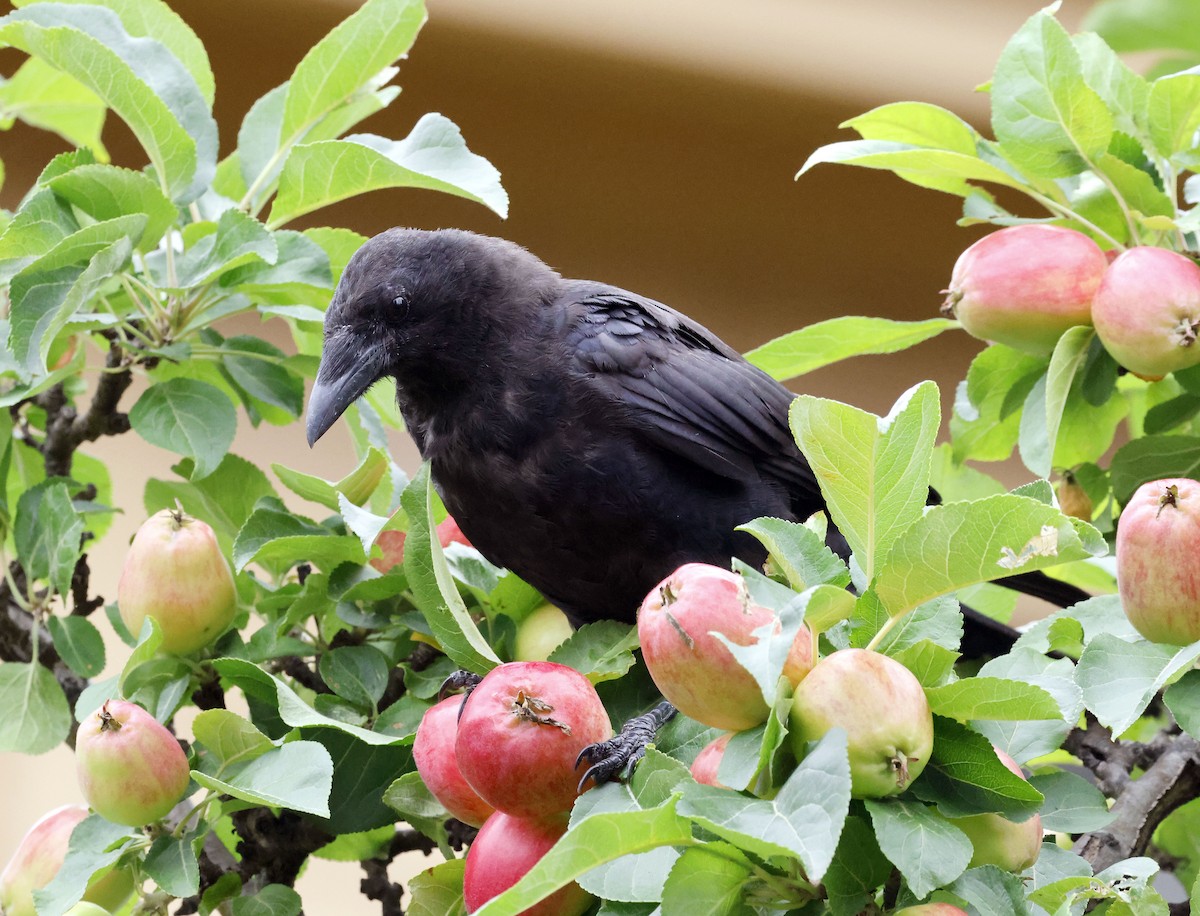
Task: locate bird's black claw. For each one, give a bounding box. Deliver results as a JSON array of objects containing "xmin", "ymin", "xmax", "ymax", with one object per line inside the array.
[
  {"xmin": 575, "ymin": 701, "xmax": 677, "ymax": 791},
  {"xmin": 439, "ymin": 669, "xmax": 484, "ymax": 701}
]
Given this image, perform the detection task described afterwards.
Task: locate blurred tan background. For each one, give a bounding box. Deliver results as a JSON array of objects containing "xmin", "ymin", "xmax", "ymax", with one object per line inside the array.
[{"xmin": 0, "ymin": 0, "xmax": 1088, "ymax": 910}]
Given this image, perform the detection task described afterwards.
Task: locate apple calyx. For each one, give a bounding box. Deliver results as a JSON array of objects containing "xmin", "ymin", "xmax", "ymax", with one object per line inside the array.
[
  {"xmin": 1158, "ymin": 483, "xmax": 1180, "ymax": 517},
  {"xmin": 1172, "ymin": 316, "xmax": 1200, "ymax": 348},
  {"xmin": 511, "ymin": 690, "xmax": 572, "ymax": 734}
]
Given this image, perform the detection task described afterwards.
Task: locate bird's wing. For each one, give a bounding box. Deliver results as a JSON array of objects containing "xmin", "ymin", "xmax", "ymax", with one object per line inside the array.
[{"xmin": 559, "ymin": 283, "xmax": 821, "ymax": 506}]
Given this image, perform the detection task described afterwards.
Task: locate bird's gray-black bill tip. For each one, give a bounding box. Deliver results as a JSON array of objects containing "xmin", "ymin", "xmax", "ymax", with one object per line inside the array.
[{"xmin": 305, "ymin": 339, "xmax": 389, "ymax": 447}]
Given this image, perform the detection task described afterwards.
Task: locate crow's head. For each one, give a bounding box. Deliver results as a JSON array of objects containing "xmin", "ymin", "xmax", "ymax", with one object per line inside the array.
[{"xmin": 306, "ymin": 228, "xmax": 559, "ymax": 446}]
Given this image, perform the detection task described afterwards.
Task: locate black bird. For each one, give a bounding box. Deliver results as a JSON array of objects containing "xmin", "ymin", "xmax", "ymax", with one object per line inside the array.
[{"xmin": 306, "ymin": 228, "xmax": 1086, "ymax": 777}]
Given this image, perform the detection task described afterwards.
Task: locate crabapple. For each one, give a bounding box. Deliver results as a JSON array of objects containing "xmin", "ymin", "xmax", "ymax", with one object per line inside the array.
[{"xmin": 414, "ymin": 696, "xmax": 495, "ymax": 827}]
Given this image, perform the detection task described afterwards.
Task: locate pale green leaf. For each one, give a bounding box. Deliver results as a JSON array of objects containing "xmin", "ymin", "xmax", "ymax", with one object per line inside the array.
[
  {"xmin": 192, "ymin": 708, "xmax": 274, "ymax": 767},
  {"xmin": 1077, "ymin": 633, "xmax": 1200, "ymax": 736},
  {"xmin": 0, "ymin": 55, "xmax": 107, "ymax": 154},
  {"xmin": 865, "ymin": 799, "xmax": 972, "ymax": 898},
  {"xmin": 0, "ymin": 661, "xmax": 71, "ymax": 753},
  {"xmin": 129, "ymin": 377, "xmax": 237, "ymax": 480},
  {"xmin": 1150, "ymin": 67, "xmax": 1200, "ymax": 160},
  {"xmin": 926, "ymin": 677, "xmax": 1062, "ymax": 722},
  {"xmin": 48, "ymin": 163, "xmax": 177, "ymax": 248},
  {"xmin": 191, "ymin": 741, "xmax": 333, "ymax": 816}
]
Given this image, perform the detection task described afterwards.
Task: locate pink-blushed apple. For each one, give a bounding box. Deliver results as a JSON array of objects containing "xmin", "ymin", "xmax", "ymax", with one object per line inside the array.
[
  {"xmin": 893, "ymin": 905, "xmax": 969, "ymax": 915},
  {"xmin": 513, "ymin": 604, "xmax": 575, "ymax": 661},
  {"xmin": 690, "ymin": 732, "xmax": 733, "ymax": 787},
  {"xmin": 414, "ymin": 697, "xmax": 496, "ymax": 827},
  {"xmin": 941, "ymin": 225, "xmax": 1106, "ymax": 355},
  {"xmin": 463, "ymin": 813, "xmax": 592, "ymax": 915},
  {"xmin": 75, "ymin": 700, "xmax": 191, "ymax": 827},
  {"xmin": 638, "ymin": 563, "xmax": 813, "ymax": 731},
  {"xmin": 948, "ymin": 747, "xmax": 1043, "ymax": 872},
  {"xmin": 0, "ymin": 805, "xmax": 133, "ymax": 916},
  {"xmin": 117, "ymin": 509, "xmax": 237, "ymax": 654},
  {"xmin": 455, "ymin": 662, "xmax": 612, "ymax": 819},
  {"xmin": 370, "ymin": 516, "xmax": 473, "ymax": 573},
  {"xmin": 789, "ymin": 648, "xmax": 933, "ymax": 798},
  {"xmin": 1117, "ymin": 478, "xmax": 1200, "ymax": 645},
  {"xmin": 1093, "ymin": 247, "xmax": 1200, "ymax": 380}
]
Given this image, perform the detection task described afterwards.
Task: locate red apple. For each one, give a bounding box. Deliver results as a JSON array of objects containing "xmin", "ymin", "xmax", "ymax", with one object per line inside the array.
[
  {"xmin": 117, "ymin": 509, "xmax": 237, "ymax": 654},
  {"xmin": 690, "ymin": 732, "xmax": 732, "ymax": 787},
  {"xmin": 513, "ymin": 604, "xmax": 575, "ymax": 661},
  {"xmin": 414, "ymin": 697, "xmax": 496, "ymax": 827},
  {"xmin": 75, "ymin": 700, "xmax": 191, "ymax": 826},
  {"xmin": 1117, "ymin": 478, "xmax": 1200, "ymax": 644},
  {"xmin": 948, "ymin": 747, "xmax": 1042, "ymax": 872},
  {"xmin": 0, "ymin": 805, "xmax": 133, "ymax": 916},
  {"xmin": 463, "ymin": 813, "xmax": 592, "ymax": 916},
  {"xmin": 370, "ymin": 516, "xmax": 472, "ymax": 573},
  {"xmin": 789, "ymin": 649, "xmax": 933, "ymax": 798},
  {"xmin": 455, "ymin": 662, "xmax": 612, "ymax": 819},
  {"xmin": 941, "ymin": 225, "xmax": 1106, "ymax": 355},
  {"xmin": 638, "ymin": 563, "xmax": 813, "ymax": 731},
  {"xmin": 1093, "ymin": 247, "xmax": 1200, "ymax": 379}
]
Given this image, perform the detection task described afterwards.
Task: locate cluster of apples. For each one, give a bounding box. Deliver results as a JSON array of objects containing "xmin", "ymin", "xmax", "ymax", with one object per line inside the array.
[
  {"xmin": 638, "ymin": 563, "xmax": 1042, "ymax": 875},
  {"xmin": 942, "ymin": 224, "xmax": 1200, "ymax": 380},
  {"xmin": 414, "ymin": 661, "xmax": 611, "ymax": 915}
]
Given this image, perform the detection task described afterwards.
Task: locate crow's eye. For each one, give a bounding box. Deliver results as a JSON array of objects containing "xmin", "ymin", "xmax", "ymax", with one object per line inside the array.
[{"xmin": 392, "ymin": 295, "xmax": 410, "ymax": 319}]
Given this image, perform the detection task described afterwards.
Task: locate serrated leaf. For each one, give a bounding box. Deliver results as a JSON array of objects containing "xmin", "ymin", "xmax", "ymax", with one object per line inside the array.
[
  {"xmin": 269, "ymin": 115, "xmax": 508, "ymax": 227},
  {"xmin": 1166, "ymin": 669, "xmax": 1200, "ymax": 739},
  {"xmin": 1019, "ymin": 327, "xmax": 1094, "ymax": 478},
  {"xmin": 192, "ymin": 708, "xmax": 274, "ymax": 766},
  {"xmin": 1030, "ymin": 769, "xmax": 1116, "ymax": 832},
  {"xmin": 951, "ymin": 344, "xmax": 1046, "ymax": 463},
  {"xmin": 0, "ymin": 661, "xmax": 71, "ymax": 753},
  {"xmin": 1074, "ymin": 31, "xmax": 1151, "ymax": 141},
  {"xmin": 232, "ymin": 500, "xmax": 364, "ymax": 574},
  {"xmin": 0, "ymin": 4, "xmax": 216, "ymax": 201},
  {"xmin": 926, "ymin": 677, "xmax": 1061, "ymax": 722},
  {"xmin": 408, "ymin": 858, "xmax": 467, "ymax": 916},
  {"xmin": 677, "ymin": 728, "xmax": 851, "ymax": 882},
  {"xmin": 319, "ymin": 644, "xmax": 390, "ymax": 709},
  {"xmin": 47, "ymin": 615, "xmax": 104, "ymax": 678},
  {"xmin": 547, "ymin": 620, "xmax": 639, "ymax": 684},
  {"xmin": 1111, "ymin": 435, "xmax": 1200, "ymax": 503},
  {"xmin": 972, "ymin": 648, "xmax": 1083, "ymax": 764},
  {"xmin": 191, "ymin": 740, "xmax": 333, "ymax": 816},
  {"xmin": 382, "ymin": 771, "xmax": 451, "ymax": 849},
  {"xmin": 790, "ymin": 381, "xmax": 940, "ymax": 581},
  {"xmin": 1150, "ymin": 68, "xmax": 1200, "ymax": 161},
  {"xmin": 401, "ymin": 465, "xmax": 500, "ymax": 673},
  {"xmin": 48, "ymin": 163, "xmax": 176, "ymax": 248},
  {"xmin": 0, "ymin": 56, "xmax": 107, "ymax": 154},
  {"xmin": 948, "ymin": 865, "xmax": 1035, "ymax": 916},
  {"xmin": 736, "ymin": 516, "xmax": 850, "ymax": 590},
  {"xmin": 1077, "ymin": 633, "xmax": 1200, "ymax": 736},
  {"xmin": 130, "ymin": 378, "xmax": 236, "ymax": 480},
  {"xmin": 872, "ymin": 494, "xmax": 1105, "ymax": 616},
  {"xmin": 143, "ymin": 832, "xmax": 200, "ymax": 897},
  {"xmin": 661, "ymin": 843, "xmax": 754, "ymax": 916},
  {"xmin": 744, "ymin": 316, "xmax": 956, "ymax": 382},
  {"xmin": 822, "ymin": 814, "xmax": 893, "ymax": 916},
  {"xmin": 14, "ymin": 479, "xmax": 84, "ymax": 597},
  {"xmin": 865, "ymin": 798, "xmax": 972, "ymax": 898},
  {"xmin": 231, "ymin": 884, "xmax": 302, "ymax": 916},
  {"xmin": 144, "ymin": 453, "xmax": 279, "ymax": 547},
  {"xmin": 992, "ymin": 9, "xmax": 1114, "ymax": 177},
  {"xmin": 32, "ymin": 814, "xmax": 137, "ymax": 916}
]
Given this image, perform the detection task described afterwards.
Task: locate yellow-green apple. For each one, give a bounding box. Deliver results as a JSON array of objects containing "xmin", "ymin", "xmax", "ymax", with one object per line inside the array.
[
  {"xmin": 948, "ymin": 747, "xmax": 1042, "ymax": 871},
  {"xmin": 514, "ymin": 604, "xmax": 575, "ymax": 661}
]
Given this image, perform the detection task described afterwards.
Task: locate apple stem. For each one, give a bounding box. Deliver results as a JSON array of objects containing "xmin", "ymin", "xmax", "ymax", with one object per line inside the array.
[
  {"xmin": 890, "ymin": 753, "xmax": 910, "ymax": 789},
  {"xmin": 939, "ymin": 288, "xmax": 963, "ymax": 318},
  {"xmin": 97, "ymin": 701, "xmax": 121, "ymax": 733},
  {"xmin": 1157, "ymin": 484, "xmax": 1180, "ymax": 519}
]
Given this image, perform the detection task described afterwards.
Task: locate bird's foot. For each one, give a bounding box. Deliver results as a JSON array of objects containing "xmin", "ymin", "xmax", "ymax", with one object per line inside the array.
[
  {"xmin": 575, "ymin": 701, "xmax": 677, "ymax": 790},
  {"xmin": 439, "ymin": 670, "xmax": 485, "ymax": 720}
]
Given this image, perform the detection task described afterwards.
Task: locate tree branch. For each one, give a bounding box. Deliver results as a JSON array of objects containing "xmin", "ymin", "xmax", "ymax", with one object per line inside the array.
[{"xmin": 41, "ymin": 342, "xmax": 133, "ymax": 478}]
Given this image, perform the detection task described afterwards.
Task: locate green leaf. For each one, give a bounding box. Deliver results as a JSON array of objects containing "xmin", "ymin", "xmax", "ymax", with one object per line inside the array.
[
  {"xmin": 736, "ymin": 517, "xmax": 850, "ymax": 590},
  {"xmin": 472, "ymin": 800, "xmax": 693, "ymax": 916},
  {"xmin": 157, "ymin": 209, "xmax": 276, "ymax": 289},
  {"xmin": 872, "ymin": 494, "xmax": 1105, "ymax": 616},
  {"xmin": 0, "ymin": 56, "xmax": 106, "ymax": 154},
  {"xmin": 790, "ymin": 381, "xmax": 940, "ymax": 581},
  {"xmin": 1110, "ymin": 435, "xmax": 1200, "ymax": 503},
  {"xmin": 32, "ymin": 815, "xmax": 137, "ymax": 916},
  {"xmin": 144, "ymin": 453, "xmax": 279, "ymax": 546},
  {"xmin": 8, "ymin": 223, "xmax": 137, "ymax": 376},
  {"xmin": 677, "ymin": 728, "xmax": 851, "ymax": 882},
  {"xmin": 143, "ymin": 832, "xmax": 200, "ymax": 897},
  {"xmin": 1030, "ymin": 769, "xmax": 1116, "ymax": 832},
  {"xmin": 1149, "ymin": 68, "xmax": 1200, "ymax": 160},
  {"xmin": 971, "ymin": 649, "xmax": 1083, "ymax": 764},
  {"xmin": 232, "ymin": 500, "xmax": 364, "ymax": 574},
  {"xmin": 14, "ymin": 479, "xmax": 84, "ymax": 597},
  {"xmin": 221, "ymin": 335, "xmax": 304, "ymax": 419},
  {"xmin": 47, "ymin": 615, "xmax": 105, "ymax": 678},
  {"xmin": 547, "ymin": 620, "xmax": 639, "ymax": 684},
  {"xmin": 0, "ymin": 4, "xmax": 216, "ymax": 201},
  {"xmin": 744, "ymin": 317, "xmax": 956, "ymax": 382},
  {"xmin": 191, "ymin": 740, "xmax": 333, "ymax": 817},
  {"xmin": 1018, "ymin": 327, "xmax": 1094, "ymax": 478},
  {"xmin": 48, "ymin": 163, "xmax": 177, "ymax": 248},
  {"xmin": 1165, "ymin": 669, "xmax": 1200, "ymax": 739},
  {"xmin": 408, "ymin": 858, "xmax": 466, "ymax": 916},
  {"xmin": 15, "ymin": 0, "xmax": 217, "ymax": 106},
  {"xmin": 130, "ymin": 378, "xmax": 237, "ymax": 480},
  {"xmin": 0, "ymin": 189, "xmax": 79, "ymax": 282},
  {"xmin": 798, "ymin": 139, "xmax": 1030, "ymax": 197},
  {"xmin": 192, "ymin": 708, "xmax": 274, "ymax": 766},
  {"xmin": 0, "ymin": 661, "xmax": 71, "ymax": 753},
  {"xmin": 991, "ymin": 9, "xmax": 1114, "ymax": 177},
  {"xmin": 280, "ymin": 0, "xmax": 423, "ymax": 137},
  {"xmin": 401, "ymin": 465, "xmax": 500, "ymax": 673},
  {"xmin": 1077, "ymin": 633, "xmax": 1200, "ymax": 736},
  {"xmin": 661, "ymin": 843, "xmax": 754, "ymax": 916},
  {"xmin": 1074, "ymin": 32, "xmax": 1151, "ymax": 141},
  {"xmin": 911, "ymin": 716, "xmax": 1044, "ymax": 820},
  {"xmin": 382, "ymin": 771, "xmax": 451, "ymax": 849},
  {"xmin": 951, "ymin": 344, "xmax": 1046, "ymax": 463},
  {"xmin": 269, "ymin": 115, "xmax": 509, "ymax": 226},
  {"xmin": 319, "ymin": 644, "xmax": 390, "ymax": 710},
  {"xmin": 213, "ymin": 657, "xmax": 406, "ymax": 746},
  {"xmin": 822, "ymin": 814, "xmax": 894, "ymax": 916},
  {"xmin": 865, "ymin": 798, "xmax": 972, "ymax": 898},
  {"xmin": 949, "ymin": 865, "xmax": 1036, "ymax": 916},
  {"xmin": 926, "ymin": 677, "xmax": 1061, "ymax": 722},
  {"xmin": 231, "ymin": 885, "xmax": 303, "ymax": 916}
]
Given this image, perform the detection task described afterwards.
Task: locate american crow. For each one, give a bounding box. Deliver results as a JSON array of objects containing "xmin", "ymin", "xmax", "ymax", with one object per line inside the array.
[{"xmin": 306, "ymin": 228, "xmax": 1086, "ymax": 776}]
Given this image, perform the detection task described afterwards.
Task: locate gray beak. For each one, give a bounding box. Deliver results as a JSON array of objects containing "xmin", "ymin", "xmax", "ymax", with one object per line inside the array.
[{"xmin": 305, "ymin": 333, "xmax": 390, "ymax": 446}]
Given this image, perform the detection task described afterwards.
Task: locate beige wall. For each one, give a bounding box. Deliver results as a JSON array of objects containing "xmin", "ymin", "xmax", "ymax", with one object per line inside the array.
[{"xmin": 1, "ymin": 0, "xmax": 1080, "ymax": 909}]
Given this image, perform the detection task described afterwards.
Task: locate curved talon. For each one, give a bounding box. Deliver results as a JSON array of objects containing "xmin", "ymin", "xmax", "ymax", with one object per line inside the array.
[
  {"xmin": 575, "ymin": 701, "xmax": 678, "ymax": 791},
  {"xmin": 438, "ymin": 669, "xmax": 484, "ymax": 701}
]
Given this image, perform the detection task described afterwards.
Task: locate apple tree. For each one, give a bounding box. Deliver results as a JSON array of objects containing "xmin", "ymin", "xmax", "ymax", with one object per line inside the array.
[{"xmin": 3, "ymin": 0, "xmax": 1200, "ymax": 914}]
